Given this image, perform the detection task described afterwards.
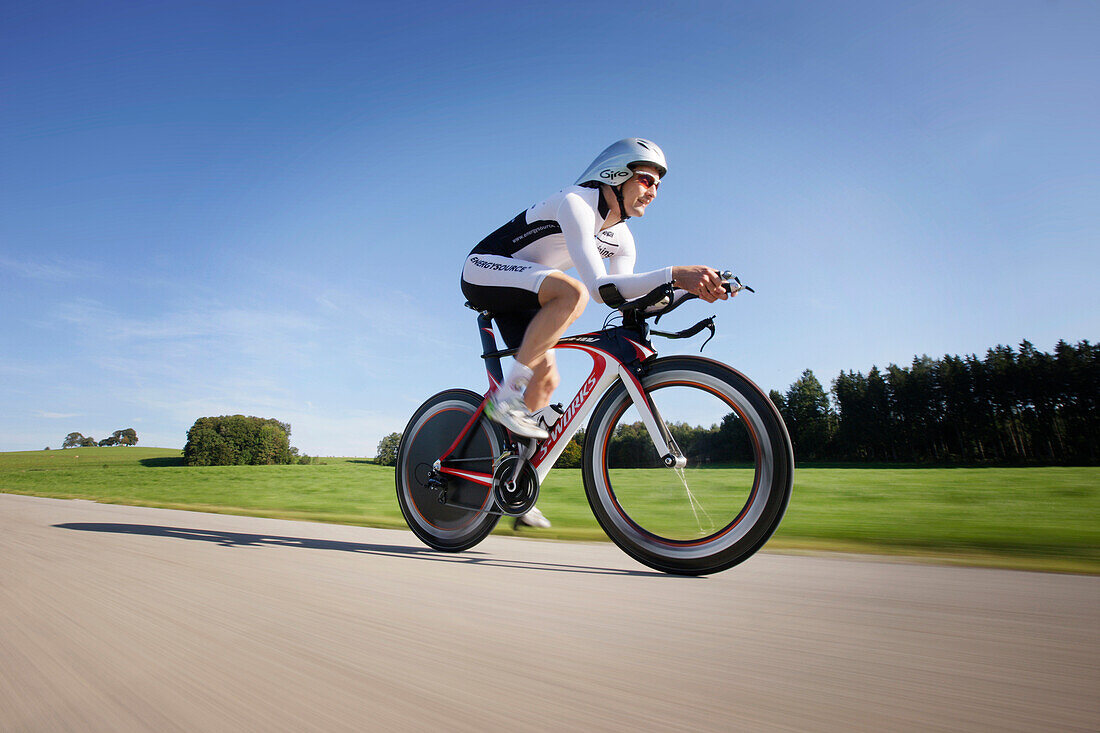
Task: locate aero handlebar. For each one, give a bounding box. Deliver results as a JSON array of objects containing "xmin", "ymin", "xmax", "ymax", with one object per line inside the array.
[
  {"xmin": 618, "ymin": 269, "xmax": 754, "ymax": 322},
  {"xmin": 614, "ymin": 270, "xmax": 754, "ymax": 351}
]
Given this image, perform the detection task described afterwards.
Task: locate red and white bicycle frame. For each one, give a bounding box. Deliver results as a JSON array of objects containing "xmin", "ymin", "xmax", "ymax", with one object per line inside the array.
[{"xmin": 434, "ymin": 311, "xmax": 683, "ymax": 488}]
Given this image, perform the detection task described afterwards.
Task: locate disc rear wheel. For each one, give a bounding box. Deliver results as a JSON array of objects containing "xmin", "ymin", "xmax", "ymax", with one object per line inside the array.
[{"xmin": 396, "ymin": 389, "xmax": 504, "ymax": 551}]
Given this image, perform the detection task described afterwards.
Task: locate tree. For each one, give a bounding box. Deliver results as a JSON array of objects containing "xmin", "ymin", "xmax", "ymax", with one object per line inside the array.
[
  {"xmin": 864, "ymin": 367, "xmax": 892, "ymax": 459},
  {"xmin": 608, "ymin": 421, "xmax": 661, "ymax": 468},
  {"xmin": 555, "ymin": 433, "xmax": 584, "ymax": 468},
  {"xmin": 769, "ymin": 390, "xmax": 786, "ymax": 414},
  {"xmin": 63, "ymin": 432, "xmax": 85, "ymax": 449},
  {"xmin": 718, "ymin": 411, "xmax": 756, "ymax": 462},
  {"xmin": 184, "ymin": 423, "xmax": 237, "ymax": 466},
  {"xmin": 832, "ymin": 370, "xmax": 868, "ymax": 459},
  {"xmin": 114, "ymin": 428, "xmax": 138, "ymax": 446},
  {"xmin": 80, "ymin": 436, "xmax": 97, "ymax": 447},
  {"xmin": 375, "ymin": 432, "xmax": 402, "ymax": 466},
  {"xmin": 783, "ymin": 369, "xmax": 833, "ymax": 460},
  {"xmin": 184, "ymin": 416, "xmax": 295, "ymax": 466},
  {"xmin": 98, "ymin": 436, "xmax": 119, "ymax": 447}
]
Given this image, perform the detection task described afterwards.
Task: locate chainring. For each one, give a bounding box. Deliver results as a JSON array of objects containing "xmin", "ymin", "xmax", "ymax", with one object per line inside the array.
[{"xmin": 491, "ymin": 455, "xmax": 539, "ymax": 516}]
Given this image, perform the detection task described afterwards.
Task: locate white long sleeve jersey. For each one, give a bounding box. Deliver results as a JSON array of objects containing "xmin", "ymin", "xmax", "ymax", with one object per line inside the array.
[{"xmin": 469, "ymin": 185, "xmax": 673, "ymax": 303}]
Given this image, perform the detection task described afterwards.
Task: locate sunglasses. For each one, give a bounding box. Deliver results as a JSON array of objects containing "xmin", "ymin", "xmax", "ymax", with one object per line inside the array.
[{"xmin": 632, "ymin": 171, "xmax": 660, "ymax": 189}]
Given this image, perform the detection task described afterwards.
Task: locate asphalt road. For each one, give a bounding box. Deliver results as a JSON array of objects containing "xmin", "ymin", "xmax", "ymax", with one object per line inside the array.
[{"xmin": 2, "ymin": 493, "xmax": 1097, "ymax": 732}]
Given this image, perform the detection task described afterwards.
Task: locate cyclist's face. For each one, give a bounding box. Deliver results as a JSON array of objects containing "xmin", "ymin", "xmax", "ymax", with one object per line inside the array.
[{"xmin": 621, "ymin": 165, "xmax": 660, "ymax": 218}]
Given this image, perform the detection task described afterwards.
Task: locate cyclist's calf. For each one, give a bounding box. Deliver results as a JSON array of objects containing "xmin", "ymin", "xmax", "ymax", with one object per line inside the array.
[
  {"xmin": 514, "ymin": 273, "xmax": 587, "ymax": 411},
  {"xmin": 525, "ymin": 352, "xmax": 560, "ymax": 411}
]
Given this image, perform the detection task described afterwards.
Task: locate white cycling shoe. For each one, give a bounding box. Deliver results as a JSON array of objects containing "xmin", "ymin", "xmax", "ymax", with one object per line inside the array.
[
  {"xmin": 514, "ymin": 506, "xmax": 551, "ymax": 529},
  {"xmin": 485, "ymin": 392, "xmax": 549, "ymax": 440}
]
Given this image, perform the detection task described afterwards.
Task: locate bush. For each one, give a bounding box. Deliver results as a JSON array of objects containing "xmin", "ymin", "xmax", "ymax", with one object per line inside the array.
[
  {"xmin": 556, "ymin": 434, "xmax": 584, "ymax": 468},
  {"xmin": 183, "ymin": 415, "xmax": 296, "ymax": 466},
  {"xmin": 375, "ymin": 432, "xmax": 401, "ymax": 466}
]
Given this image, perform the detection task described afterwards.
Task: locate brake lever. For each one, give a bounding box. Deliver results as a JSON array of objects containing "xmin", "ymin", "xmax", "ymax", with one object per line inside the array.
[{"xmin": 699, "ymin": 319, "xmax": 717, "ymax": 351}]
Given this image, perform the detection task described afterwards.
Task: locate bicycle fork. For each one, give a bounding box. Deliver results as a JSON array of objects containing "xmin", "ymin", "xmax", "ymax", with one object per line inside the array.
[{"xmin": 617, "ymin": 364, "xmax": 687, "ymax": 469}]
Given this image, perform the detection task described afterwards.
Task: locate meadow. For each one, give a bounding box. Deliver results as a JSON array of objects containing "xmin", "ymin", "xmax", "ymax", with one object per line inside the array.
[{"xmin": 2, "ymin": 447, "xmax": 1097, "ymax": 573}]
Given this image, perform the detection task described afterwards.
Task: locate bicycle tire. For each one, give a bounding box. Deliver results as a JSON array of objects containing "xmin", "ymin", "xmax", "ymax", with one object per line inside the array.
[
  {"xmin": 582, "ymin": 356, "xmax": 793, "ymax": 575},
  {"xmin": 396, "ymin": 389, "xmax": 504, "ymax": 551}
]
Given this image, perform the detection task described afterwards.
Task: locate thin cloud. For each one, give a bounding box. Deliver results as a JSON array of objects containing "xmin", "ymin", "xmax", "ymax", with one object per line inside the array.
[
  {"xmin": 0, "ymin": 255, "xmax": 97, "ymax": 281},
  {"xmin": 54, "ymin": 300, "xmax": 322, "ymax": 343}
]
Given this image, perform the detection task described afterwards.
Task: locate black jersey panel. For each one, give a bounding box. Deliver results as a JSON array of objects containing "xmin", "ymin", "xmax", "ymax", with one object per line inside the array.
[{"xmin": 471, "ymin": 211, "xmax": 563, "ymax": 257}]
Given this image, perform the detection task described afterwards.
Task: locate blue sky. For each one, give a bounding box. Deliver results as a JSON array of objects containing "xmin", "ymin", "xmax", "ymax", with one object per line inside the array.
[{"xmin": 2, "ymin": 1, "xmax": 1097, "ymax": 455}]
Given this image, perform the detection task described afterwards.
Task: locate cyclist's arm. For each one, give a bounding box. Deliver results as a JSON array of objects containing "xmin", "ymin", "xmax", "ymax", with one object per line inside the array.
[
  {"xmin": 605, "ymin": 233, "xmax": 635, "ymax": 276},
  {"xmin": 557, "ymin": 192, "xmax": 673, "ymax": 304}
]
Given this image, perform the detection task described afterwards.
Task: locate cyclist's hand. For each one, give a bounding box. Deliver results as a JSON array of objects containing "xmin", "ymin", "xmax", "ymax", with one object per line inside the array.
[{"xmin": 672, "ymin": 266, "xmax": 729, "ymax": 303}]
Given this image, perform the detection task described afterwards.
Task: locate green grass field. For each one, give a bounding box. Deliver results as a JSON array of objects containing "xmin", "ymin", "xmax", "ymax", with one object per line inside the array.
[{"xmin": 2, "ymin": 447, "xmax": 1097, "ymax": 572}]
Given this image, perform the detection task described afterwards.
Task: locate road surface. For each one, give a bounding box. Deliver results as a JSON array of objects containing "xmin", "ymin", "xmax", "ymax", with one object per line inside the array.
[{"xmin": 2, "ymin": 493, "xmax": 1097, "ymax": 732}]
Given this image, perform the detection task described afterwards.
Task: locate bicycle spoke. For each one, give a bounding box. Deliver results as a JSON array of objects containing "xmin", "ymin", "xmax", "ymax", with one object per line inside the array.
[
  {"xmin": 663, "ymin": 432, "xmax": 715, "ymax": 536},
  {"xmin": 672, "ymin": 464, "xmax": 716, "ymax": 535}
]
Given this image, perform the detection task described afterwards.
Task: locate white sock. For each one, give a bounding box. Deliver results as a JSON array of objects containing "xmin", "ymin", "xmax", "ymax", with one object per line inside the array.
[{"xmin": 503, "ymin": 362, "xmax": 534, "ymax": 397}]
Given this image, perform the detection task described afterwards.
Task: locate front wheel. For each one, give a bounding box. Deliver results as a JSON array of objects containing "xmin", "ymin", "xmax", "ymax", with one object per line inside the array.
[
  {"xmin": 396, "ymin": 389, "xmax": 504, "ymax": 551},
  {"xmin": 582, "ymin": 357, "xmax": 793, "ymax": 575}
]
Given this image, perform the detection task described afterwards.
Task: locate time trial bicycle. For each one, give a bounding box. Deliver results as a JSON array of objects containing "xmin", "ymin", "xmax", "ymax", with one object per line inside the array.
[{"xmin": 396, "ymin": 274, "xmax": 793, "ymax": 575}]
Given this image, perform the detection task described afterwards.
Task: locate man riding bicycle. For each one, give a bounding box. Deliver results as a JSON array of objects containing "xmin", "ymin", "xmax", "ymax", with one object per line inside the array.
[{"xmin": 460, "ymin": 138, "xmax": 731, "ymax": 527}]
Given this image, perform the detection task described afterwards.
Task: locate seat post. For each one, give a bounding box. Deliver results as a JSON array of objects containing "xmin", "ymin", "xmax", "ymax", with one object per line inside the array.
[{"xmin": 475, "ymin": 310, "xmax": 505, "ymax": 388}]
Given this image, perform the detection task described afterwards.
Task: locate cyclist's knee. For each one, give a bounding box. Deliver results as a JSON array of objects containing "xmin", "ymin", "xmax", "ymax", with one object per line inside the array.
[
  {"xmin": 570, "ymin": 281, "xmax": 589, "ymax": 316},
  {"xmin": 541, "ymin": 273, "xmax": 588, "ymax": 317}
]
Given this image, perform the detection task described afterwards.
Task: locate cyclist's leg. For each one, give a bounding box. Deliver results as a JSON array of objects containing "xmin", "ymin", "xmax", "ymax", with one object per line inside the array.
[
  {"xmin": 524, "ymin": 351, "xmax": 559, "ymax": 412},
  {"xmin": 510, "ymin": 276, "xmax": 587, "ymax": 530},
  {"xmin": 461, "ymin": 255, "xmax": 557, "ymax": 438},
  {"xmin": 516, "ymin": 272, "xmax": 587, "ymax": 410}
]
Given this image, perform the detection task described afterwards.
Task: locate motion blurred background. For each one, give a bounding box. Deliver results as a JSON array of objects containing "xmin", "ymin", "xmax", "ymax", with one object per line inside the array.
[{"xmin": 2, "ymin": 0, "xmax": 1096, "ymax": 456}]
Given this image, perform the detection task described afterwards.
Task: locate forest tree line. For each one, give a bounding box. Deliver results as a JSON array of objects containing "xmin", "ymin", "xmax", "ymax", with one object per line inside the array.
[
  {"xmin": 772, "ymin": 339, "xmax": 1097, "ymax": 464},
  {"xmin": 62, "ymin": 428, "xmax": 138, "ymax": 448}
]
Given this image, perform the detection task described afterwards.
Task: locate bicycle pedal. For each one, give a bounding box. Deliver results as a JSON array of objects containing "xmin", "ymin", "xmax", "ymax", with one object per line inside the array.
[{"xmin": 493, "ymin": 451, "xmax": 513, "ymax": 471}]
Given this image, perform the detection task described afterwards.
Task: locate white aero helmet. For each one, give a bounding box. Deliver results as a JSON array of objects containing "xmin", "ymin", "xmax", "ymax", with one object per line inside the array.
[{"xmin": 576, "ymin": 138, "xmax": 668, "ymax": 187}]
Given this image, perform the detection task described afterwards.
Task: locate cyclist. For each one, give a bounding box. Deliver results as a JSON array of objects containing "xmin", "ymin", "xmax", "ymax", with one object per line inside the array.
[{"xmin": 461, "ymin": 138, "xmax": 730, "ymax": 527}]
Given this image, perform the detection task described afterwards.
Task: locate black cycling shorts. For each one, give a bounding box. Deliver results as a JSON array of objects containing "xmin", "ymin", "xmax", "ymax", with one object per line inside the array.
[{"xmin": 460, "ymin": 279, "xmax": 541, "ymax": 349}]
